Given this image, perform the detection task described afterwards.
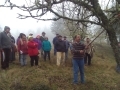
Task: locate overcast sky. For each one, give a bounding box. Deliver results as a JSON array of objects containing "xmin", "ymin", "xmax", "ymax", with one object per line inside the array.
[
  {"xmin": 0, "ymin": 0, "xmax": 55, "ymax": 41},
  {"xmin": 0, "ymin": 0, "xmax": 110, "ymax": 41}
]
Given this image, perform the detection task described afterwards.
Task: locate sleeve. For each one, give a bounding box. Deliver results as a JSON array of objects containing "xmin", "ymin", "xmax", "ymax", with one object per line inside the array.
[
  {"xmin": 39, "ymin": 40, "xmax": 42, "ymax": 49},
  {"xmin": 42, "ymin": 42, "xmax": 44, "ymax": 50},
  {"xmin": 55, "ymin": 41, "xmax": 57, "ymax": 50},
  {"xmin": 53, "ymin": 37, "xmax": 55, "ymax": 45},
  {"xmin": 0, "ymin": 32, "xmax": 2, "ymax": 48},
  {"xmin": 18, "ymin": 40, "xmax": 21, "ymax": 52},
  {"xmin": 49, "ymin": 42, "xmax": 52, "ymax": 50}
]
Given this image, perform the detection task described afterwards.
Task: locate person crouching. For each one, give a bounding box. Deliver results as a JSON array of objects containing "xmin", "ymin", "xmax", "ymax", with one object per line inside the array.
[{"xmin": 27, "ymin": 36, "xmax": 39, "ymax": 66}]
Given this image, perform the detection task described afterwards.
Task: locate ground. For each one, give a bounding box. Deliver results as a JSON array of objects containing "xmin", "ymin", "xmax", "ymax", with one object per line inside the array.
[{"xmin": 0, "ymin": 43, "xmax": 120, "ymax": 90}]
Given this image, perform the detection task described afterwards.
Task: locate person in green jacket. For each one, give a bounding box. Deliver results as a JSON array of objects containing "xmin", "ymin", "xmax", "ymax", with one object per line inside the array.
[{"xmin": 42, "ymin": 37, "xmax": 51, "ymax": 61}]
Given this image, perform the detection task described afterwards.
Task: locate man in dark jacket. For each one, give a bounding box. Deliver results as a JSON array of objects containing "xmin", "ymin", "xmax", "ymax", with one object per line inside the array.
[
  {"xmin": 0, "ymin": 26, "xmax": 12, "ymax": 69},
  {"xmin": 53, "ymin": 34, "xmax": 59, "ymax": 56},
  {"xmin": 55, "ymin": 35, "xmax": 66, "ymax": 66}
]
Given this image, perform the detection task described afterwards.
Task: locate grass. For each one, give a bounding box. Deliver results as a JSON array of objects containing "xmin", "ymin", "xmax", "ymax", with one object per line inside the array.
[{"xmin": 0, "ymin": 43, "xmax": 120, "ymax": 90}]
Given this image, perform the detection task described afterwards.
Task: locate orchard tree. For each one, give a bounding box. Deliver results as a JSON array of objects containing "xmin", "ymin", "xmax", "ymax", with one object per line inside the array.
[{"xmin": 1, "ymin": 0, "xmax": 120, "ymax": 72}]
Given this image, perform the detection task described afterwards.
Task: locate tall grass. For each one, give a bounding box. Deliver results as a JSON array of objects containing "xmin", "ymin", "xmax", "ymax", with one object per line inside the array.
[{"xmin": 0, "ymin": 43, "xmax": 120, "ymax": 90}]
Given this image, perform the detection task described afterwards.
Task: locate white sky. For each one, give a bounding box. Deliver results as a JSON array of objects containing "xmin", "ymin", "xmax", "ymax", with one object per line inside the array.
[
  {"xmin": 0, "ymin": 0, "xmax": 111, "ymax": 40},
  {"xmin": 0, "ymin": 0, "xmax": 55, "ymax": 41}
]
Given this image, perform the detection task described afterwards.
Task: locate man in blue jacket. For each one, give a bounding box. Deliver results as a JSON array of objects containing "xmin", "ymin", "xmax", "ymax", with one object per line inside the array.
[{"xmin": 53, "ymin": 34, "xmax": 59, "ymax": 56}]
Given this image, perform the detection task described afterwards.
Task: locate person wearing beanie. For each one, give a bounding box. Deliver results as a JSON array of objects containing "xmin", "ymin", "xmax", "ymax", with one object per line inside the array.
[
  {"xmin": 0, "ymin": 26, "xmax": 12, "ymax": 69},
  {"xmin": 27, "ymin": 36, "xmax": 39, "ymax": 66},
  {"xmin": 33, "ymin": 35, "xmax": 42, "ymax": 58}
]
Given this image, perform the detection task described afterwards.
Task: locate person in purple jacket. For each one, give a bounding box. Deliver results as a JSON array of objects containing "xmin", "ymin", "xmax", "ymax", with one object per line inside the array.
[{"xmin": 33, "ymin": 35, "xmax": 42, "ymax": 57}]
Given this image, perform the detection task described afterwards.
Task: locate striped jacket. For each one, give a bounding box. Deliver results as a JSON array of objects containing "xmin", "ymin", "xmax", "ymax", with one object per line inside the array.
[{"xmin": 72, "ymin": 42, "xmax": 85, "ymax": 59}]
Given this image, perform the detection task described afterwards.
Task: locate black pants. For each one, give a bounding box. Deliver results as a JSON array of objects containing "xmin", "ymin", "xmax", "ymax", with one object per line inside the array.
[
  {"xmin": 30, "ymin": 56, "xmax": 38, "ymax": 66},
  {"xmin": 44, "ymin": 51, "xmax": 50, "ymax": 61},
  {"xmin": 84, "ymin": 53, "xmax": 91, "ymax": 65},
  {"xmin": 1, "ymin": 48, "xmax": 11, "ymax": 69}
]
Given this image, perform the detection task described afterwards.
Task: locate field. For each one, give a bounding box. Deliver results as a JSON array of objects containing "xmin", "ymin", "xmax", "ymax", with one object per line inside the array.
[{"xmin": 0, "ymin": 43, "xmax": 120, "ymax": 90}]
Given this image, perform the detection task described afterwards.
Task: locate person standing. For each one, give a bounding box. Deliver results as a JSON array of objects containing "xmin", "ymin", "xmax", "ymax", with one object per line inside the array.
[
  {"xmin": 72, "ymin": 35, "xmax": 86, "ymax": 84},
  {"xmin": 63, "ymin": 36, "xmax": 70, "ymax": 60},
  {"xmin": 53, "ymin": 34, "xmax": 59, "ymax": 56},
  {"xmin": 42, "ymin": 37, "xmax": 51, "ymax": 62},
  {"xmin": 18, "ymin": 34, "xmax": 28, "ymax": 66},
  {"xmin": 84, "ymin": 38, "xmax": 95, "ymax": 65},
  {"xmin": 28, "ymin": 36, "xmax": 39, "ymax": 66},
  {"xmin": 8, "ymin": 32, "xmax": 16, "ymax": 62},
  {"xmin": 0, "ymin": 26, "xmax": 12, "ymax": 69},
  {"xmin": 55, "ymin": 35, "xmax": 66, "ymax": 66},
  {"xmin": 33, "ymin": 35, "xmax": 42, "ymax": 58},
  {"xmin": 40, "ymin": 32, "xmax": 46, "ymax": 57}
]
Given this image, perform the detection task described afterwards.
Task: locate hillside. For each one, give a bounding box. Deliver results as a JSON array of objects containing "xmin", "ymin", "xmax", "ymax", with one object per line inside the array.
[{"xmin": 0, "ymin": 43, "xmax": 120, "ymax": 90}]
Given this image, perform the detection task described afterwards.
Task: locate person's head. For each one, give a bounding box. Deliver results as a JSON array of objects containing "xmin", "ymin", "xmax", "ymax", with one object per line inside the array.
[
  {"xmin": 56, "ymin": 34, "xmax": 59, "ymax": 37},
  {"xmin": 118, "ymin": 42, "xmax": 120, "ymax": 47},
  {"xmin": 28, "ymin": 36, "xmax": 33, "ymax": 41},
  {"xmin": 86, "ymin": 38, "xmax": 90, "ymax": 42},
  {"xmin": 64, "ymin": 36, "xmax": 67, "ymax": 40},
  {"xmin": 29, "ymin": 33, "xmax": 33, "ymax": 36},
  {"xmin": 4, "ymin": 26, "xmax": 10, "ymax": 33},
  {"xmin": 74, "ymin": 35, "xmax": 81, "ymax": 42},
  {"xmin": 45, "ymin": 37, "xmax": 48, "ymax": 40},
  {"xmin": 21, "ymin": 34, "xmax": 26, "ymax": 40},
  {"xmin": 58, "ymin": 35, "xmax": 62, "ymax": 40},
  {"xmin": 42, "ymin": 32, "xmax": 46, "ymax": 36},
  {"xmin": 36, "ymin": 35, "xmax": 40, "ymax": 39}
]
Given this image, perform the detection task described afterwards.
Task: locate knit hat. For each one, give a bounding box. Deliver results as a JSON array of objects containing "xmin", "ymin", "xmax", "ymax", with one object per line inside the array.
[
  {"xmin": 36, "ymin": 35, "xmax": 40, "ymax": 38},
  {"xmin": 28, "ymin": 36, "xmax": 33, "ymax": 40},
  {"xmin": 4, "ymin": 26, "xmax": 10, "ymax": 31}
]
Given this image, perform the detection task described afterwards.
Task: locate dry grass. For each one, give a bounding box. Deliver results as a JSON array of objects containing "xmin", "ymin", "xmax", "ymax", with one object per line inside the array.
[{"xmin": 0, "ymin": 43, "xmax": 120, "ymax": 90}]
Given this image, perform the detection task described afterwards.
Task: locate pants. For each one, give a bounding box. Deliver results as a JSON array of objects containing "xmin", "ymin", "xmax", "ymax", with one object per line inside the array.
[
  {"xmin": 84, "ymin": 53, "xmax": 91, "ymax": 65},
  {"xmin": 57, "ymin": 52, "xmax": 65, "ymax": 66},
  {"xmin": 54, "ymin": 46, "xmax": 57, "ymax": 56},
  {"xmin": 1, "ymin": 48, "xmax": 11, "ymax": 69},
  {"xmin": 44, "ymin": 51, "xmax": 50, "ymax": 61},
  {"xmin": 30, "ymin": 55, "xmax": 38, "ymax": 66},
  {"xmin": 72, "ymin": 58, "xmax": 85, "ymax": 84},
  {"xmin": 20, "ymin": 54, "xmax": 27, "ymax": 66},
  {"xmin": 65, "ymin": 49, "xmax": 68, "ymax": 60},
  {"xmin": 40, "ymin": 48, "xmax": 44, "ymax": 57},
  {"xmin": 10, "ymin": 47, "xmax": 15, "ymax": 62}
]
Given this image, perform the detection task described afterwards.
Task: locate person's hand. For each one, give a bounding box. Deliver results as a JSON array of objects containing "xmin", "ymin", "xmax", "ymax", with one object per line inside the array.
[{"xmin": 80, "ymin": 50, "xmax": 84, "ymax": 54}]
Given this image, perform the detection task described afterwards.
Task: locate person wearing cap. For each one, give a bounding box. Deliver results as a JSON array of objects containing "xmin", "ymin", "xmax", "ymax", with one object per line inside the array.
[
  {"xmin": 55, "ymin": 35, "xmax": 66, "ymax": 66},
  {"xmin": 42, "ymin": 37, "xmax": 51, "ymax": 62},
  {"xmin": 33, "ymin": 35, "xmax": 42, "ymax": 58},
  {"xmin": 40, "ymin": 32, "xmax": 46, "ymax": 57},
  {"xmin": 63, "ymin": 36, "xmax": 70, "ymax": 60},
  {"xmin": 27, "ymin": 36, "xmax": 39, "ymax": 66},
  {"xmin": 53, "ymin": 34, "xmax": 59, "ymax": 56},
  {"xmin": 0, "ymin": 26, "xmax": 12, "ymax": 69}
]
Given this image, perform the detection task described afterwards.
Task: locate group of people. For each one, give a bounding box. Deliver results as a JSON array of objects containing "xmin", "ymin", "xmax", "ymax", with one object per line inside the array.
[{"xmin": 0, "ymin": 26, "xmax": 95, "ymax": 84}]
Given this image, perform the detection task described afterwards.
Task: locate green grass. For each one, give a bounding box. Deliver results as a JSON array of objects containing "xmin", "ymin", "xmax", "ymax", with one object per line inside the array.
[{"xmin": 0, "ymin": 43, "xmax": 120, "ymax": 90}]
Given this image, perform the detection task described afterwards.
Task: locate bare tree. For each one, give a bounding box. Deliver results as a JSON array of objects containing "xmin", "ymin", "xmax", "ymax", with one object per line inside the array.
[{"xmin": 1, "ymin": 0, "xmax": 120, "ymax": 72}]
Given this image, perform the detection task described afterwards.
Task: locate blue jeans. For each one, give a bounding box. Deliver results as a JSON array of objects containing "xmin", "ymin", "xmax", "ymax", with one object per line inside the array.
[
  {"xmin": 72, "ymin": 58, "xmax": 85, "ymax": 83},
  {"xmin": 20, "ymin": 54, "xmax": 27, "ymax": 66}
]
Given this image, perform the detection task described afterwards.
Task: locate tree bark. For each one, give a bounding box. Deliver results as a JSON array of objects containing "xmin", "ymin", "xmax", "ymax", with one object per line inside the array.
[{"xmin": 91, "ymin": 0, "xmax": 120, "ymax": 72}]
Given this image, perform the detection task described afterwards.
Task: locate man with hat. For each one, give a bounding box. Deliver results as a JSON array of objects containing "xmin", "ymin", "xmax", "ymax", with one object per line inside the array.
[
  {"xmin": 53, "ymin": 34, "xmax": 59, "ymax": 56},
  {"xmin": 55, "ymin": 35, "xmax": 66, "ymax": 66},
  {"xmin": 0, "ymin": 26, "xmax": 12, "ymax": 69},
  {"xmin": 40, "ymin": 32, "xmax": 46, "ymax": 57},
  {"xmin": 63, "ymin": 36, "xmax": 70, "ymax": 60}
]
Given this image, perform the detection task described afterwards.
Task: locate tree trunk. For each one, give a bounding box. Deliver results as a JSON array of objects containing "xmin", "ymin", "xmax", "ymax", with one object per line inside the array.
[{"xmin": 91, "ymin": 0, "xmax": 120, "ymax": 72}]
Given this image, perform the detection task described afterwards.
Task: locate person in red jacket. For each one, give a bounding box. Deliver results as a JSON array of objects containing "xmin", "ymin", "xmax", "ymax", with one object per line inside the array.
[
  {"xmin": 18, "ymin": 34, "xmax": 28, "ymax": 66},
  {"xmin": 27, "ymin": 36, "xmax": 39, "ymax": 66}
]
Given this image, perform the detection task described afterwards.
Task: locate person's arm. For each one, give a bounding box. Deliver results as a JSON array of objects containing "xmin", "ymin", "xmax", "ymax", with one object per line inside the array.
[
  {"xmin": 42, "ymin": 42, "xmax": 44, "ymax": 50},
  {"xmin": 18, "ymin": 40, "xmax": 21, "ymax": 52},
  {"xmin": 27, "ymin": 42, "xmax": 36, "ymax": 48},
  {"xmin": 49, "ymin": 41, "xmax": 52, "ymax": 50}
]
